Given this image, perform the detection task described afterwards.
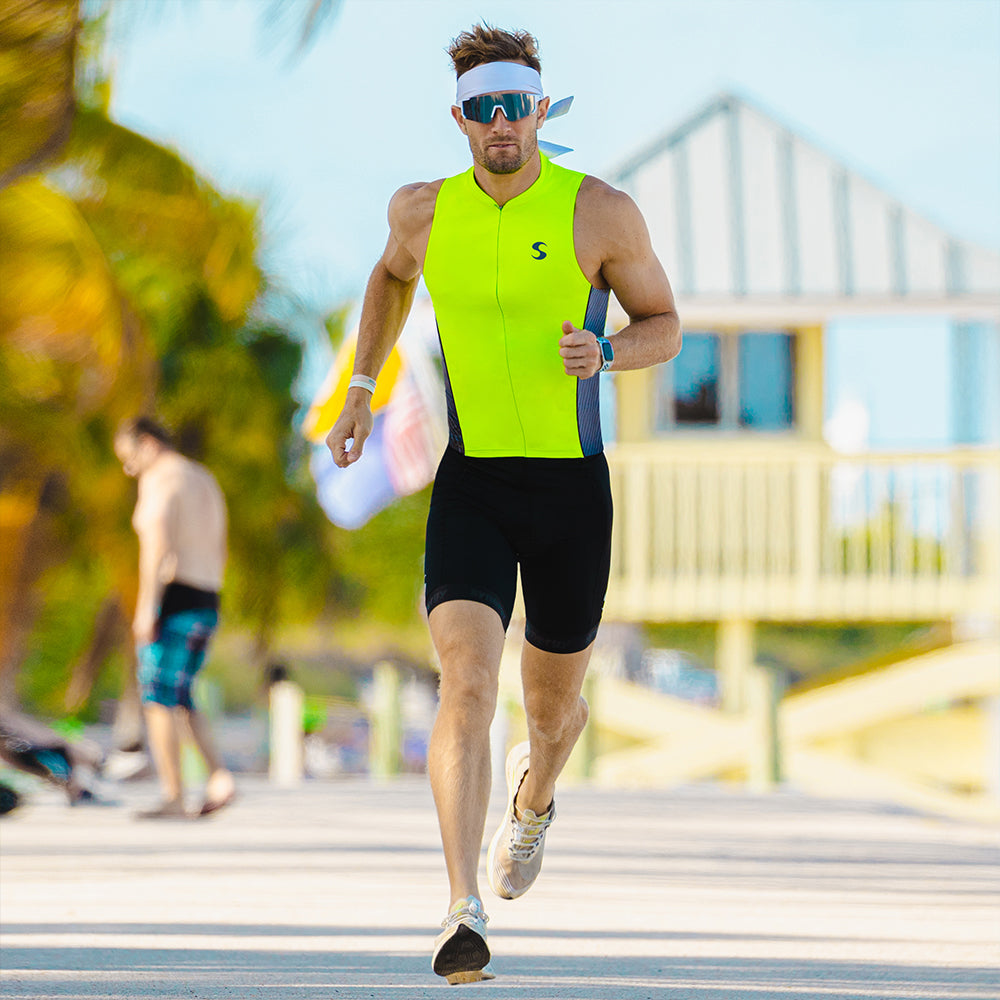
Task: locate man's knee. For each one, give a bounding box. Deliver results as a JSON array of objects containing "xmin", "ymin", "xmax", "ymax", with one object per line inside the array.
[
  {"xmin": 438, "ymin": 668, "xmax": 498, "ymax": 723},
  {"xmin": 523, "ymin": 689, "xmax": 587, "ymax": 742}
]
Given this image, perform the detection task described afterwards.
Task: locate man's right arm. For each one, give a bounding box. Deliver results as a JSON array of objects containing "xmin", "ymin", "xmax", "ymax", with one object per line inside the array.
[
  {"xmin": 133, "ymin": 476, "xmax": 176, "ymax": 645},
  {"xmin": 326, "ymin": 183, "xmax": 433, "ymax": 468}
]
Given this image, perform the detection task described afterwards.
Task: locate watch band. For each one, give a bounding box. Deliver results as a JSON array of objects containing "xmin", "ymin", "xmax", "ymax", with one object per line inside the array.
[{"xmin": 596, "ymin": 335, "xmax": 614, "ymax": 373}]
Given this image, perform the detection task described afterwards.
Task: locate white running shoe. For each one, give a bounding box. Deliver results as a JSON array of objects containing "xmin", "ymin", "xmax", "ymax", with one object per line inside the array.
[
  {"xmin": 431, "ymin": 895, "xmax": 495, "ymax": 984},
  {"xmin": 487, "ymin": 741, "xmax": 556, "ymax": 900}
]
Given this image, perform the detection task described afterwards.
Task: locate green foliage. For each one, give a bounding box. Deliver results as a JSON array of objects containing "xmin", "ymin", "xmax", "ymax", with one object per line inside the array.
[
  {"xmin": 17, "ymin": 558, "xmax": 123, "ymax": 720},
  {"xmin": 756, "ymin": 622, "xmax": 937, "ymax": 679},
  {"xmin": 832, "ymin": 501, "xmax": 946, "ymax": 574},
  {"xmin": 643, "ymin": 620, "xmax": 937, "ymax": 682},
  {"xmin": 3, "ymin": 0, "xmax": 380, "ymax": 728},
  {"xmin": 201, "ymin": 634, "xmax": 359, "ymax": 712},
  {"xmin": 6, "ymin": 112, "xmax": 348, "ymax": 718},
  {"xmin": 0, "ymin": 0, "xmax": 78, "ymax": 188},
  {"xmin": 136, "ymin": 286, "xmax": 348, "ymax": 640},
  {"xmin": 322, "ymin": 302, "xmax": 352, "ymax": 353},
  {"xmin": 641, "ymin": 623, "xmax": 717, "ymax": 667}
]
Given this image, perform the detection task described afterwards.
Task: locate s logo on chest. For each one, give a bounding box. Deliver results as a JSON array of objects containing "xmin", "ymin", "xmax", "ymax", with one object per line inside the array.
[{"xmin": 531, "ymin": 241, "xmax": 547, "ymax": 260}]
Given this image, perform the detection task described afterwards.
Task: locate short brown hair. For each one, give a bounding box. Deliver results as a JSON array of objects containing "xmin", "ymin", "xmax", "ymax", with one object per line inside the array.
[
  {"xmin": 118, "ymin": 416, "xmax": 173, "ymax": 447},
  {"xmin": 447, "ymin": 24, "xmax": 541, "ymax": 77}
]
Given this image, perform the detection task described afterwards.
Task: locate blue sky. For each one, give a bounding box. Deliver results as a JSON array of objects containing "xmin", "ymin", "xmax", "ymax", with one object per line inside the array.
[{"xmin": 106, "ymin": 0, "xmax": 1000, "ymax": 445}]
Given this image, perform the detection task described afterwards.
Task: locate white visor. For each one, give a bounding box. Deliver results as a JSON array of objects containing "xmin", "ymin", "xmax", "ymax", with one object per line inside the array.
[{"xmin": 456, "ymin": 62, "xmax": 543, "ymax": 103}]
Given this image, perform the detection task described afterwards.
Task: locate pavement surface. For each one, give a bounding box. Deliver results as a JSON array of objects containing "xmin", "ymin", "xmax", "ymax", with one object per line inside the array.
[{"xmin": 0, "ymin": 775, "xmax": 997, "ymax": 999}]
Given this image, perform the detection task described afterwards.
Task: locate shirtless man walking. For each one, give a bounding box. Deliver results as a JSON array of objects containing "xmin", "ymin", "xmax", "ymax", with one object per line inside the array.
[
  {"xmin": 115, "ymin": 418, "xmax": 235, "ymax": 820},
  {"xmin": 326, "ymin": 24, "xmax": 680, "ymax": 982}
]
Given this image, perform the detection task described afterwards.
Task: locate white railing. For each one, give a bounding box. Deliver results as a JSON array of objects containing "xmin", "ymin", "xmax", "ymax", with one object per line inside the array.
[{"xmin": 606, "ymin": 444, "xmax": 1000, "ymax": 621}]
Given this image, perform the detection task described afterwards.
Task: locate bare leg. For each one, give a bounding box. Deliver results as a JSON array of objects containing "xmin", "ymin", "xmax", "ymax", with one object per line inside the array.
[
  {"xmin": 184, "ymin": 709, "xmax": 235, "ymax": 809},
  {"xmin": 515, "ymin": 640, "xmax": 594, "ymax": 815},
  {"xmin": 143, "ymin": 702, "xmax": 183, "ymax": 807},
  {"xmin": 183, "ymin": 709, "xmax": 225, "ymax": 773},
  {"xmin": 427, "ymin": 601, "xmax": 505, "ymax": 907}
]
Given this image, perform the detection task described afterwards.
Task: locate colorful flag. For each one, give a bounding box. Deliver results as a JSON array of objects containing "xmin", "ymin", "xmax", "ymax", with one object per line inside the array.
[
  {"xmin": 303, "ymin": 297, "xmax": 446, "ymax": 529},
  {"xmin": 385, "ymin": 374, "xmax": 438, "ymax": 495},
  {"xmin": 309, "ymin": 414, "xmax": 397, "ymax": 530},
  {"xmin": 301, "ymin": 337, "xmax": 402, "ymax": 443}
]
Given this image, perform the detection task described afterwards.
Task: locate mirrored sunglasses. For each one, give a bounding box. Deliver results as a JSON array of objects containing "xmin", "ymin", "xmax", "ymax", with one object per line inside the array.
[{"xmin": 461, "ymin": 92, "xmax": 539, "ymax": 124}]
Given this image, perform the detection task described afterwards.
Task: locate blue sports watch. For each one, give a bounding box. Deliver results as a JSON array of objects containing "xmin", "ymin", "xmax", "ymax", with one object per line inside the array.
[{"xmin": 596, "ymin": 335, "xmax": 614, "ymax": 373}]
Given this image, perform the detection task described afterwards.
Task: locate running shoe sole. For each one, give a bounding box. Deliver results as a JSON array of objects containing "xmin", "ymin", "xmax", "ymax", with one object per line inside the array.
[{"xmin": 432, "ymin": 924, "xmax": 494, "ymax": 984}]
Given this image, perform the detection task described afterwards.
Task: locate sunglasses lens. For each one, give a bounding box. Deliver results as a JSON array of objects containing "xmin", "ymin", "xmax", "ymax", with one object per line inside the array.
[{"xmin": 461, "ymin": 93, "xmax": 537, "ymax": 123}]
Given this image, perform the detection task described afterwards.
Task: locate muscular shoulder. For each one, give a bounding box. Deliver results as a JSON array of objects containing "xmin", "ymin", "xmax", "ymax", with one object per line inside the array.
[
  {"xmin": 388, "ymin": 180, "xmax": 445, "ymax": 241},
  {"xmin": 576, "ymin": 176, "xmax": 645, "ymax": 248},
  {"xmin": 383, "ymin": 179, "xmax": 446, "ymax": 278},
  {"xmin": 573, "ymin": 176, "xmax": 649, "ymax": 287}
]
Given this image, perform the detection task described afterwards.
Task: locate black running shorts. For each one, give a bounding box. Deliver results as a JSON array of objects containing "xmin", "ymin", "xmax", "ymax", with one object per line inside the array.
[{"xmin": 424, "ymin": 447, "xmax": 613, "ymax": 654}]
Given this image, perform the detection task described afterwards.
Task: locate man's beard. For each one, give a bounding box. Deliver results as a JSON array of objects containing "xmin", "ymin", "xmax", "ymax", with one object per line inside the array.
[{"xmin": 476, "ymin": 132, "xmax": 537, "ymax": 175}]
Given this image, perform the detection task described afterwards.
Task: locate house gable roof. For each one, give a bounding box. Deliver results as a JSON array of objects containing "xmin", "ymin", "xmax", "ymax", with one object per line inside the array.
[{"xmin": 610, "ymin": 92, "xmax": 1000, "ymax": 307}]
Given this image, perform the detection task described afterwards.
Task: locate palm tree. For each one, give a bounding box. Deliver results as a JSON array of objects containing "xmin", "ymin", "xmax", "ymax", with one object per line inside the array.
[{"xmin": 0, "ymin": 0, "xmax": 343, "ymax": 714}]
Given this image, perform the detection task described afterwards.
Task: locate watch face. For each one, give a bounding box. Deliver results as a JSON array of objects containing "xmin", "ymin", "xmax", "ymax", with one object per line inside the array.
[{"xmin": 599, "ymin": 338, "xmax": 614, "ymax": 362}]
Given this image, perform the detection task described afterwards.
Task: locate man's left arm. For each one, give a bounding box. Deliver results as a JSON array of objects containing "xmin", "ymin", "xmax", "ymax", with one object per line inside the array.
[{"xmin": 559, "ymin": 184, "xmax": 681, "ymax": 378}]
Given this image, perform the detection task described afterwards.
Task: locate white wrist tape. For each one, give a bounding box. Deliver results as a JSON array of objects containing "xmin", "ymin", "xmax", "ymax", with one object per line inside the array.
[{"xmin": 348, "ymin": 375, "xmax": 377, "ymax": 394}]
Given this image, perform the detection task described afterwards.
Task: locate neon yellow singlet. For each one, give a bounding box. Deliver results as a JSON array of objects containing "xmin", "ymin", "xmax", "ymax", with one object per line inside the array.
[{"xmin": 423, "ymin": 154, "xmax": 609, "ymax": 458}]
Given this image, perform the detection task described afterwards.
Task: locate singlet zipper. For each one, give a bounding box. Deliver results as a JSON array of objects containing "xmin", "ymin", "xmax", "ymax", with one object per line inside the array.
[{"xmin": 494, "ymin": 203, "xmax": 528, "ymax": 454}]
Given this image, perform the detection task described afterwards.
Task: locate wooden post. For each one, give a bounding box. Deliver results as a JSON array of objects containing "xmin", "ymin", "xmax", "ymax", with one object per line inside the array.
[
  {"xmin": 953, "ymin": 615, "xmax": 1000, "ymax": 807},
  {"xmin": 796, "ymin": 324, "xmax": 825, "ymax": 443},
  {"xmin": 987, "ymin": 697, "xmax": 1000, "ymax": 805},
  {"xmin": 746, "ymin": 663, "xmax": 781, "ymax": 790},
  {"xmin": 717, "ymin": 618, "xmax": 754, "ymax": 713},
  {"xmin": 370, "ymin": 661, "xmax": 402, "ymax": 779},
  {"xmin": 625, "ymin": 458, "xmax": 651, "ymax": 612},
  {"xmin": 269, "ymin": 680, "xmax": 304, "ymax": 787},
  {"xmin": 793, "ymin": 456, "xmax": 820, "ymax": 613}
]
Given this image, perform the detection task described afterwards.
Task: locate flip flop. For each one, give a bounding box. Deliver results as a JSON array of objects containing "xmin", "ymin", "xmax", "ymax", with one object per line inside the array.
[
  {"xmin": 198, "ymin": 789, "xmax": 235, "ymax": 817},
  {"xmin": 133, "ymin": 802, "xmax": 190, "ymax": 821}
]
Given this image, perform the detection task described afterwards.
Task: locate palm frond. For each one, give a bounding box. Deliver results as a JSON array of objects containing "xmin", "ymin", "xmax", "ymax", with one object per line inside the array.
[
  {"xmin": 261, "ymin": 0, "xmax": 343, "ymax": 55},
  {"xmin": 0, "ymin": 0, "xmax": 80, "ymax": 189},
  {"xmin": 54, "ymin": 108, "xmax": 263, "ymax": 324}
]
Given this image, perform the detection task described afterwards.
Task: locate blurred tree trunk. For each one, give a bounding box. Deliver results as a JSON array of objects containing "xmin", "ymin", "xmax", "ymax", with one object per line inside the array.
[
  {"xmin": 64, "ymin": 595, "xmax": 128, "ymax": 712},
  {"xmin": 0, "ymin": 485, "xmax": 39, "ymax": 709},
  {"xmin": 0, "ymin": 474, "xmax": 56, "ymax": 709}
]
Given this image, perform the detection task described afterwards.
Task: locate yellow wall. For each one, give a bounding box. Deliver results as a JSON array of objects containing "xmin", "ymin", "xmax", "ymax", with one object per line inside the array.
[
  {"xmin": 616, "ymin": 367, "xmax": 654, "ymax": 443},
  {"xmin": 796, "ymin": 324, "xmax": 824, "ymax": 441}
]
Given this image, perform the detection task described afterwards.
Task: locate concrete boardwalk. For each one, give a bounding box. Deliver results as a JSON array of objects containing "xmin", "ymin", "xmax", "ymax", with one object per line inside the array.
[{"xmin": 0, "ymin": 776, "xmax": 997, "ymax": 999}]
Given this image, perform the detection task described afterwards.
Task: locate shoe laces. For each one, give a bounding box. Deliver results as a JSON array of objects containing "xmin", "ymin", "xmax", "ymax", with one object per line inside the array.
[
  {"xmin": 507, "ymin": 805, "xmax": 553, "ymax": 862},
  {"xmin": 441, "ymin": 896, "xmax": 489, "ymax": 930}
]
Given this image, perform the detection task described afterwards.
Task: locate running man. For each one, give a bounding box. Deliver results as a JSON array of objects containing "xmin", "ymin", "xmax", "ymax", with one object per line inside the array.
[
  {"xmin": 115, "ymin": 418, "xmax": 235, "ymax": 820},
  {"xmin": 325, "ymin": 24, "xmax": 680, "ymax": 983}
]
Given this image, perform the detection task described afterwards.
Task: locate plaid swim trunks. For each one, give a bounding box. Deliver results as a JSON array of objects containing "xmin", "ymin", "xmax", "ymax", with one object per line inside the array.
[{"xmin": 138, "ymin": 608, "xmax": 218, "ymax": 709}]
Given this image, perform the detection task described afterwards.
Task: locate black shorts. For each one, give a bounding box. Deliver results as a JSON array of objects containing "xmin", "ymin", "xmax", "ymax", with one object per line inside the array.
[{"xmin": 424, "ymin": 447, "xmax": 613, "ymax": 654}]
